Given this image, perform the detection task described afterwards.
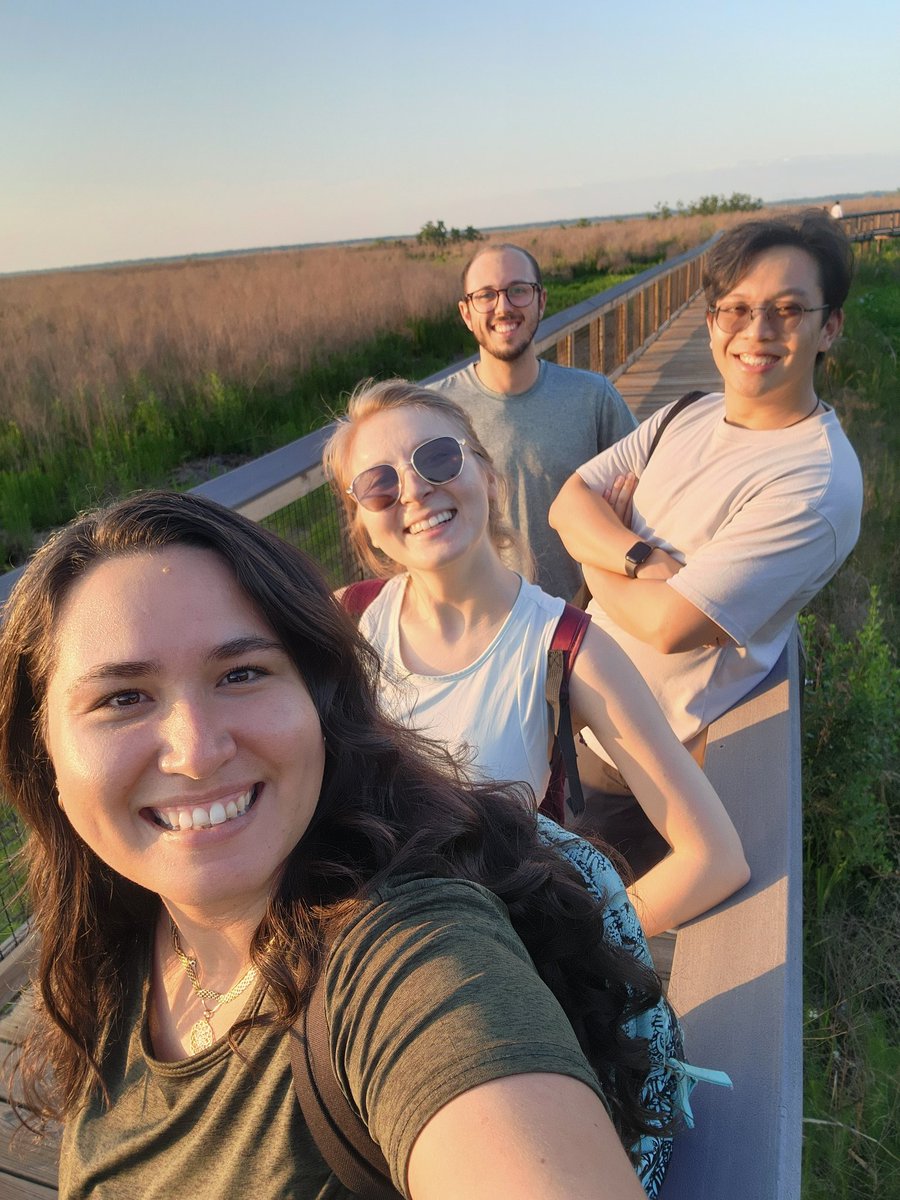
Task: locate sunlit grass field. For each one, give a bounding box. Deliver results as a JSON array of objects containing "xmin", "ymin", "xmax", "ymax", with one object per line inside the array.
[{"xmin": 801, "ymin": 243, "xmax": 900, "ymax": 1197}]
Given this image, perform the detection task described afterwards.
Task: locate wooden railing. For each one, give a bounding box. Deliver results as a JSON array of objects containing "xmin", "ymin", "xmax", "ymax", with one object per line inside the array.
[
  {"xmin": 426, "ymin": 239, "xmax": 713, "ymax": 386},
  {"xmin": 840, "ymin": 208, "xmax": 900, "ymax": 238},
  {"xmin": 662, "ymin": 636, "xmax": 803, "ymax": 1199}
]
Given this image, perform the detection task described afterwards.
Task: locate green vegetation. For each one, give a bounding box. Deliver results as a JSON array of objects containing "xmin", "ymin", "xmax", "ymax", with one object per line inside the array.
[
  {"xmin": 416, "ymin": 220, "xmax": 483, "ymax": 247},
  {"xmin": 801, "ymin": 244, "xmax": 900, "ymax": 1196},
  {"xmin": 0, "ymin": 810, "xmax": 27, "ymax": 943},
  {"xmin": 650, "ymin": 192, "xmax": 764, "ymax": 220},
  {"xmin": 542, "ymin": 270, "xmax": 634, "ymax": 313},
  {"xmin": 0, "ymin": 313, "xmax": 470, "ymax": 567},
  {"xmin": 0, "ymin": 264, "xmax": 643, "ymax": 570}
]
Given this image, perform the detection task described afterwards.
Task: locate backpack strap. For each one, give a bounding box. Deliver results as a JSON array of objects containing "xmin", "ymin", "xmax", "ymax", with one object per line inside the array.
[
  {"xmin": 645, "ymin": 390, "xmax": 706, "ymax": 463},
  {"xmin": 292, "ymin": 964, "xmax": 400, "ymax": 1199},
  {"xmin": 340, "ymin": 578, "xmax": 388, "ymax": 619},
  {"xmin": 572, "ymin": 391, "xmax": 707, "ymax": 612},
  {"xmin": 544, "ymin": 604, "xmax": 592, "ymax": 819}
]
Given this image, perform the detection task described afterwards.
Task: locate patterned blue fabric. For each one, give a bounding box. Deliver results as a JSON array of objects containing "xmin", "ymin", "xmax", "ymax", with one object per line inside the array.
[{"xmin": 536, "ymin": 815, "xmax": 730, "ymax": 1198}]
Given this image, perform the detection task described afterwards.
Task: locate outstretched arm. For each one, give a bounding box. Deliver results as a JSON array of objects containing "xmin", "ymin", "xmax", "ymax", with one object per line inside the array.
[
  {"xmin": 569, "ymin": 625, "xmax": 750, "ymax": 936},
  {"xmin": 408, "ymin": 1073, "xmax": 645, "ymax": 1200}
]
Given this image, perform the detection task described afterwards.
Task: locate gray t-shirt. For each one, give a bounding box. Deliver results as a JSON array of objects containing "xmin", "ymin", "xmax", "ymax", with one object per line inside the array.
[
  {"xmin": 60, "ymin": 878, "xmax": 602, "ymax": 1199},
  {"xmin": 435, "ymin": 360, "xmax": 636, "ymax": 600}
]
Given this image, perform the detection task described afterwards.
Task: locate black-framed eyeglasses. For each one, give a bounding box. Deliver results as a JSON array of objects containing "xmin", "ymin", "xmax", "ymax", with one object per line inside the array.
[
  {"xmin": 463, "ymin": 282, "xmax": 541, "ymax": 313},
  {"xmin": 347, "ymin": 436, "xmax": 467, "ymax": 511},
  {"xmin": 709, "ymin": 302, "xmax": 831, "ymax": 334}
]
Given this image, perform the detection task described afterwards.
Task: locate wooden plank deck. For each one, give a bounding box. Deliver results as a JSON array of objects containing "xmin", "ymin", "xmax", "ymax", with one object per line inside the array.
[
  {"xmin": 0, "ymin": 941, "xmax": 60, "ymax": 1197},
  {"xmin": 614, "ymin": 295, "xmax": 723, "ymax": 421}
]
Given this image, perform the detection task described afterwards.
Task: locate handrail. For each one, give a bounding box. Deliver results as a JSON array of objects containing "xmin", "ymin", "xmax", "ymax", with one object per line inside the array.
[
  {"xmin": 662, "ymin": 635, "xmax": 804, "ymax": 1199},
  {"xmin": 840, "ymin": 209, "xmax": 900, "ymax": 237}
]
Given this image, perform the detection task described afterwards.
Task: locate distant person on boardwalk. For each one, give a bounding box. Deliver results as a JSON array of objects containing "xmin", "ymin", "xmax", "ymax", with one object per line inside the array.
[
  {"xmin": 1, "ymin": 489, "xmax": 676, "ymax": 1200},
  {"xmin": 433, "ymin": 243, "xmax": 636, "ymax": 600},
  {"xmin": 549, "ymin": 211, "xmax": 863, "ymax": 808},
  {"xmin": 830, "ymin": 200, "xmax": 844, "ymax": 219},
  {"xmin": 324, "ymin": 379, "xmax": 748, "ymax": 936}
]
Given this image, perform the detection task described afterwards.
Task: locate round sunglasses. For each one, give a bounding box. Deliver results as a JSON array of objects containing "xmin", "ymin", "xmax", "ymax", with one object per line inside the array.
[{"xmin": 347, "ymin": 435, "xmax": 467, "ymax": 511}]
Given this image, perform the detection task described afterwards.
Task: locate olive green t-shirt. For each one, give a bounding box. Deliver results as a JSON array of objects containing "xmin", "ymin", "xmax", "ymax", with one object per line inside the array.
[{"xmin": 61, "ymin": 877, "xmax": 604, "ymax": 1199}]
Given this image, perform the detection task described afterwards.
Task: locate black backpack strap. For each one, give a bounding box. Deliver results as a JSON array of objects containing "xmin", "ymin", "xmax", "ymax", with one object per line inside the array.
[
  {"xmin": 340, "ymin": 578, "xmax": 389, "ymax": 619},
  {"xmin": 292, "ymin": 963, "xmax": 400, "ymax": 1199},
  {"xmin": 545, "ymin": 604, "xmax": 592, "ymax": 818},
  {"xmin": 645, "ymin": 390, "xmax": 706, "ymax": 463}
]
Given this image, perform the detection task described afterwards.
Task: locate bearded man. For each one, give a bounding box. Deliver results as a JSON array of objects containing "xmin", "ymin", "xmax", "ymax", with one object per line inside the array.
[{"xmin": 434, "ymin": 244, "xmax": 635, "ymax": 600}]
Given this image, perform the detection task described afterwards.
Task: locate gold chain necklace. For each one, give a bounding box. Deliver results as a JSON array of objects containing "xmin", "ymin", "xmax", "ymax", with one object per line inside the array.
[{"xmin": 171, "ymin": 920, "xmax": 259, "ymax": 1054}]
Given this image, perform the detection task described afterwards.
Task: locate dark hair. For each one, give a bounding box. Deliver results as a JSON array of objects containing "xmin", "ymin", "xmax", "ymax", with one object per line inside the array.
[
  {"xmin": 323, "ymin": 377, "xmax": 531, "ymax": 579},
  {"xmin": 703, "ymin": 209, "xmax": 854, "ymax": 313},
  {"xmin": 461, "ymin": 242, "xmax": 543, "ymax": 294},
  {"xmin": 0, "ymin": 491, "xmax": 664, "ymax": 1153}
]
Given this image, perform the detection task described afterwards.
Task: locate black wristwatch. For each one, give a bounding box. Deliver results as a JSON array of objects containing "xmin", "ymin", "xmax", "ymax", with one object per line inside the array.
[{"xmin": 624, "ymin": 541, "xmax": 654, "ymax": 578}]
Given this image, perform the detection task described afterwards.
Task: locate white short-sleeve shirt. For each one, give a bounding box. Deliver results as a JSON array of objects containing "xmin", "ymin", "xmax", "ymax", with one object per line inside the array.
[{"xmin": 575, "ymin": 393, "xmax": 862, "ymax": 752}]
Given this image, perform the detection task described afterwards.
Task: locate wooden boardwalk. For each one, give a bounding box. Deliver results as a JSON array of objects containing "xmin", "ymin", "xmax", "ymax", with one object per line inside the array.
[{"xmin": 614, "ymin": 295, "xmax": 723, "ymax": 421}]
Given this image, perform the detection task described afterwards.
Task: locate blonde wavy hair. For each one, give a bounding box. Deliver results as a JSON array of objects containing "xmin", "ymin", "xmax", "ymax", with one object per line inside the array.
[{"xmin": 323, "ymin": 378, "xmax": 529, "ymax": 579}]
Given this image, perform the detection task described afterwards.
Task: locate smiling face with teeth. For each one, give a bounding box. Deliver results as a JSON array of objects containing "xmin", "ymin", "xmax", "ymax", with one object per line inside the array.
[
  {"xmin": 706, "ymin": 246, "xmax": 843, "ymax": 423},
  {"xmin": 460, "ymin": 247, "xmax": 547, "ymax": 365},
  {"xmin": 347, "ymin": 405, "xmax": 497, "ymax": 577},
  {"xmin": 44, "ymin": 546, "xmax": 326, "ymax": 920}
]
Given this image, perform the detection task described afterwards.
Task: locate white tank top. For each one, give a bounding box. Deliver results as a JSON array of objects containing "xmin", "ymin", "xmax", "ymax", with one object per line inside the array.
[{"xmin": 359, "ymin": 575, "xmax": 565, "ymax": 799}]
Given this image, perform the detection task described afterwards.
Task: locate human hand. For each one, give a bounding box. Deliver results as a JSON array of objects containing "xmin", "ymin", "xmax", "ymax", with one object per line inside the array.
[{"xmin": 602, "ymin": 473, "xmax": 637, "ymax": 527}]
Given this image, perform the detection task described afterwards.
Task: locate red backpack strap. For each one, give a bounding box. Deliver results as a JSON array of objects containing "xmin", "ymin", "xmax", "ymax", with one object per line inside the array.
[
  {"xmin": 541, "ymin": 604, "xmax": 592, "ymax": 823},
  {"xmin": 340, "ymin": 578, "xmax": 388, "ymax": 619}
]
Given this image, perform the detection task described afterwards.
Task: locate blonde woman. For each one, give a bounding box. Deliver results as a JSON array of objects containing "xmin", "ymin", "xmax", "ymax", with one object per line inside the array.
[{"xmin": 324, "ymin": 380, "xmax": 749, "ymax": 938}]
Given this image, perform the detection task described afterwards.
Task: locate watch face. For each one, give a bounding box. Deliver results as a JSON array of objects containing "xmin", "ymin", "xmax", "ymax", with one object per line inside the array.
[
  {"xmin": 626, "ymin": 542, "xmax": 653, "ymax": 566},
  {"xmin": 625, "ymin": 542, "xmax": 653, "ymax": 578}
]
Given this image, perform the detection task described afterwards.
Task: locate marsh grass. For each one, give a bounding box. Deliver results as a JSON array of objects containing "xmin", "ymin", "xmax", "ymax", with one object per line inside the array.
[
  {"xmin": 802, "ymin": 243, "xmax": 900, "ymax": 1196},
  {"xmin": 0, "ymin": 242, "xmax": 635, "ymax": 567}
]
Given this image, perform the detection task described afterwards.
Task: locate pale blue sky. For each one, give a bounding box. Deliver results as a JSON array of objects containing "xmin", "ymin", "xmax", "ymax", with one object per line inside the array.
[{"xmin": 2, "ymin": 0, "xmax": 898, "ymax": 272}]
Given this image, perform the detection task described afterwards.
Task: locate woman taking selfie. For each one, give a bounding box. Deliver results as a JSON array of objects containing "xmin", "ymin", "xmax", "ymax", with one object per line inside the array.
[
  {"xmin": 325, "ymin": 380, "xmax": 749, "ymax": 938},
  {"xmin": 0, "ymin": 490, "xmax": 677, "ymax": 1199}
]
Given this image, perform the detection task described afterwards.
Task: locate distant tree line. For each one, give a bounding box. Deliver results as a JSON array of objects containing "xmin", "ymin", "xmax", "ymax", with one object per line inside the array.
[
  {"xmin": 416, "ymin": 220, "xmax": 483, "ymax": 247},
  {"xmin": 649, "ymin": 193, "xmax": 764, "ymax": 220}
]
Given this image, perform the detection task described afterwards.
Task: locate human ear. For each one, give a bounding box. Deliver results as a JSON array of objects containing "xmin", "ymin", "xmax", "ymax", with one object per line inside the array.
[
  {"xmin": 818, "ymin": 308, "xmax": 843, "ymax": 353},
  {"xmin": 459, "ymin": 299, "xmax": 474, "ymax": 332}
]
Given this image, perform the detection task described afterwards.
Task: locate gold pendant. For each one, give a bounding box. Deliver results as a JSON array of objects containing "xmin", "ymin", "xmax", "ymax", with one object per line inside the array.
[{"xmin": 189, "ymin": 1015, "xmax": 215, "ymax": 1054}]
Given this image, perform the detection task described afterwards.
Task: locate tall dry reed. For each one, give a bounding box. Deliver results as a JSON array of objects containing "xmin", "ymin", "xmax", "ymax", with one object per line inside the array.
[{"xmin": 1, "ymin": 195, "xmax": 894, "ymax": 444}]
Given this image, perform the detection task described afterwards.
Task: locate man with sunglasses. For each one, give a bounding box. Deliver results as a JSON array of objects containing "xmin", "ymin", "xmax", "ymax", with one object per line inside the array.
[
  {"xmin": 549, "ymin": 212, "xmax": 862, "ymax": 803},
  {"xmin": 434, "ymin": 243, "xmax": 636, "ymax": 601}
]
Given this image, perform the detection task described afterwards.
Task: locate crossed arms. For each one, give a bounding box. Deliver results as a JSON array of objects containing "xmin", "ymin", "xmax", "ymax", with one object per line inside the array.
[{"xmin": 548, "ymin": 471, "xmax": 732, "ymax": 654}]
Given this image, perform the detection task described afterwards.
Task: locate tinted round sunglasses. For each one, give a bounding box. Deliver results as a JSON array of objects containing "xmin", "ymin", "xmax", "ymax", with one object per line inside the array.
[{"xmin": 347, "ymin": 435, "xmax": 467, "ymax": 511}]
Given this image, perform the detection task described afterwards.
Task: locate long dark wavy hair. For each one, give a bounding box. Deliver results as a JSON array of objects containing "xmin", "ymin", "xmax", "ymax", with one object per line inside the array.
[{"xmin": 0, "ymin": 490, "xmax": 665, "ymax": 1153}]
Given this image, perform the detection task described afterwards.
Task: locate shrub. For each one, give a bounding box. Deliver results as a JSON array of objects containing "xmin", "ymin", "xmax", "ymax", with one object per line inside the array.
[{"xmin": 801, "ymin": 594, "xmax": 898, "ymax": 912}]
